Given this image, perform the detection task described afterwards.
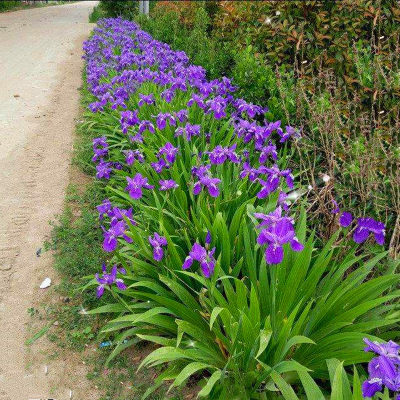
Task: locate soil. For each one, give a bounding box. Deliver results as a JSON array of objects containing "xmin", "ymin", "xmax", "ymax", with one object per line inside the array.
[{"xmin": 0, "ymin": 2, "xmax": 100, "ymax": 399}]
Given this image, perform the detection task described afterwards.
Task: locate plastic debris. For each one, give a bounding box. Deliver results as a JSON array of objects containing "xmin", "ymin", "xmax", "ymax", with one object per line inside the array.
[
  {"xmin": 39, "ymin": 277, "xmax": 51, "ymax": 289},
  {"xmin": 36, "ymin": 247, "xmax": 42, "ymax": 257},
  {"xmin": 78, "ymin": 307, "xmax": 88, "ymax": 315},
  {"xmin": 44, "ymin": 365, "xmax": 48, "ymax": 375},
  {"xmin": 69, "ymin": 390, "xmax": 73, "ymax": 399},
  {"xmin": 99, "ymin": 339, "xmax": 129, "ymax": 348},
  {"xmin": 322, "ymin": 174, "xmax": 331, "ymax": 183}
]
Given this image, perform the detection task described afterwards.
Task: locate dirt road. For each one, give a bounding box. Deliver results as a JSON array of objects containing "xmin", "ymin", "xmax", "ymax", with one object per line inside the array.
[{"xmin": 0, "ymin": 3, "xmax": 98, "ymax": 399}]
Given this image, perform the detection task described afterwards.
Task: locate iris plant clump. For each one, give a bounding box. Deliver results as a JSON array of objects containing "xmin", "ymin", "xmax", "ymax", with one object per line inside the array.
[{"xmin": 83, "ymin": 17, "xmax": 394, "ymax": 398}]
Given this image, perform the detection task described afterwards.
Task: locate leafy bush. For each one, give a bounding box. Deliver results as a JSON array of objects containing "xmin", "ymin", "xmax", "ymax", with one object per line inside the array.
[
  {"xmin": 136, "ymin": 6, "xmax": 234, "ymax": 80},
  {"xmin": 80, "ymin": 18, "xmax": 399, "ymax": 398},
  {"xmin": 99, "ymin": 0, "xmax": 138, "ymax": 19},
  {"xmin": 0, "ymin": 1, "xmax": 19, "ymax": 12},
  {"xmin": 134, "ymin": 0, "xmax": 400, "ymax": 256}
]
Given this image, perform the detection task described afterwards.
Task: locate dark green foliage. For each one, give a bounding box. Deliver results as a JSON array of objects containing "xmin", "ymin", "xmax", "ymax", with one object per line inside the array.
[
  {"xmin": 0, "ymin": 1, "xmax": 19, "ymax": 12},
  {"xmin": 136, "ymin": 7, "xmax": 234, "ymax": 81},
  {"xmin": 99, "ymin": 0, "xmax": 138, "ymax": 18}
]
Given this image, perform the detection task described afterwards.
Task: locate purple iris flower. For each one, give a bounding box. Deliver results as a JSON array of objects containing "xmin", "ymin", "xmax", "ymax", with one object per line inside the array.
[
  {"xmin": 208, "ymin": 144, "xmax": 239, "ymax": 165},
  {"xmin": 171, "ymin": 77, "xmax": 187, "ymax": 92},
  {"xmin": 193, "ymin": 175, "xmax": 221, "ymax": 198},
  {"xmin": 125, "ymin": 173, "xmax": 154, "ymax": 199},
  {"xmin": 158, "ymin": 142, "xmax": 178, "ymax": 164},
  {"xmin": 159, "ymin": 179, "xmax": 179, "ymax": 191},
  {"xmin": 95, "ymin": 264, "xmax": 127, "ymax": 298},
  {"xmin": 364, "ymin": 338, "xmax": 400, "ymax": 362},
  {"xmin": 92, "ymin": 136, "xmax": 108, "ymax": 162},
  {"xmin": 102, "ymin": 219, "xmax": 132, "ymax": 252},
  {"xmin": 182, "ymin": 242, "xmax": 216, "ymax": 278},
  {"xmin": 339, "ymin": 212, "xmax": 353, "ymax": 227},
  {"xmin": 206, "ymin": 95, "xmax": 228, "ymax": 119},
  {"xmin": 138, "ymin": 93, "xmax": 155, "ymax": 107},
  {"xmin": 129, "ymin": 133, "xmax": 144, "ymax": 143},
  {"xmin": 156, "ymin": 112, "xmax": 176, "ymax": 130},
  {"xmin": 362, "ymin": 378, "xmax": 383, "ymax": 398},
  {"xmin": 111, "ymin": 97, "xmax": 127, "ymax": 110},
  {"xmin": 89, "ymin": 100, "xmax": 106, "ymax": 113},
  {"xmin": 151, "ymin": 158, "xmax": 167, "ymax": 173},
  {"xmin": 97, "ymin": 198, "xmax": 113, "ymax": 220},
  {"xmin": 124, "ymin": 149, "xmax": 145, "ymax": 165},
  {"xmin": 114, "ymin": 161, "xmax": 123, "ymax": 170},
  {"xmin": 112, "ymin": 207, "xmax": 136, "ymax": 226},
  {"xmin": 93, "ymin": 136, "xmax": 108, "ymax": 148},
  {"xmin": 278, "ymin": 191, "xmax": 290, "ymax": 211},
  {"xmin": 197, "ymin": 81, "xmax": 213, "ymax": 97},
  {"xmin": 234, "ymin": 119, "xmax": 260, "ymax": 143},
  {"xmin": 245, "ymin": 120, "xmax": 282, "ymax": 149},
  {"xmin": 254, "ymin": 207, "xmax": 285, "ymax": 228},
  {"xmin": 138, "ymin": 120, "xmax": 155, "ymax": 135},
  {"xmin": 175, "ymin": 109, "xmax": 188, "ymax": 123},
  {"xmin": 192, "ymin": 164, "xmax": 211, "ymax": 179},
  {"xmin": 353, "ymin": 218, "xmax": 385, "ymax": 245},
  {"xmin": 362, "ymin": 338, "xmax": 400, "ymax": 398},
  {"xmin": 148, "ymin": 232, "xmax": 168, "ymax": 261},
  {"xmin": 186, "ymin": 124, "xmax": 201, "ymax": 139},
  {"xmin": 120, "ymin": 110, "xmax": 139, "ymax": 134},
  {"xmin": 187, "ymin": 94, "xmax": 206, "ymax": 110},
  {"xmin": 240, "ymin": 162, "xmax": 260, "ymax": 182},
  {"xmin": 264, "ymin": 120, "xmax": 282, "ymax": 136},
  {"xmin": 161, "ymin": 89, "xmax": 175, "ymax": 103},
  {"xmin": 256, "ymin": 216, "xmax": 304, "ymax": 264},
  {"xmin": 215, "ymin": 76, "xmax": 237, "ymax": 95},
  {"xmin": 92, "ymin": 147, "xmax": 108, "ymax": 163},
  {"xmin": 175, "ymin": 123, "xmax": 200, "ymax": 141},
  {"xmin": 256, "ymin": 166, "xmax": 294, "ymax": 198},
  {"xmin": 259, "ymin": 142, "xmax": 278, "ymax": 163},
  {"xmin": 279, "ymin": 125, "xmax": 301, "ymax": 142},
  {"xmin": 235, "ymin": 99, "xmax": 264, "ymax": 119},
  {"xmin": 96, "ymin": 160, "xmax": 112, "ymax": 179}
]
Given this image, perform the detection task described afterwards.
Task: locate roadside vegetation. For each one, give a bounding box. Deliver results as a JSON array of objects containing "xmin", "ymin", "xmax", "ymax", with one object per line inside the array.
[
  {"xmin": 133, "ymin": 1, "xmax": 400, "ymax": 255},
  {"xmin": 43, "ymin": 2, "xmax": 400, "ymax": 399},
  {"xmin": 0, "ymin": 1, "xmax": 68, "ymax": 13}
]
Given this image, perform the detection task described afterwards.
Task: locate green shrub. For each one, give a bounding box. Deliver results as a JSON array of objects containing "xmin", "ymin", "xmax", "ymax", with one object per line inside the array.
[
  {"xmin": 0, "ymin": 1, "xmax": 19, "ymax": 12},
  {"xmin": 99, "ymin": 0, "xmax": 138, "ymax": 18}
]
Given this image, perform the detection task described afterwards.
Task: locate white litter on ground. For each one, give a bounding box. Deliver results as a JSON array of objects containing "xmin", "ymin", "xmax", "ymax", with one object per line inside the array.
[{"xmin": 39, "ymin": 277, "xmax": 51, "ymax": 289}]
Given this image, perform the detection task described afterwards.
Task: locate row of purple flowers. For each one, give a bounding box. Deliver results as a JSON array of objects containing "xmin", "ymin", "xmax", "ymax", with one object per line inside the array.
[{"xmin": 84, "ymin": 18, "xmax": 393, "ymax": 398}]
